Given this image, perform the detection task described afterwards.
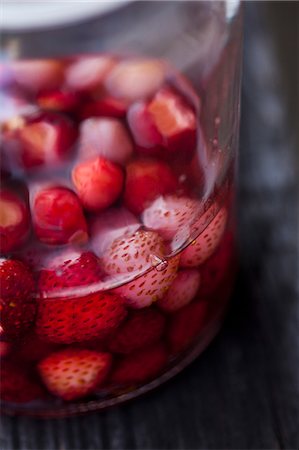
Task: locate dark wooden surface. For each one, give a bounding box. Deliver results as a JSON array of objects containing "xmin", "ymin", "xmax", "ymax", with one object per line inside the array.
[{"xmin": 1, "ymin": 2, "xmax": 299, "ymax": 449}]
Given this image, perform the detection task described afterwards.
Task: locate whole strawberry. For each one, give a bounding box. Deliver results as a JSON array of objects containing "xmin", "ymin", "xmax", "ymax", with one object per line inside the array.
[
  {"xmin": 36, "ymin": 291, "xmax": 127, "ymax": 344},
  {"xmin": 0, "ymin": 258, "xmax": 36, "ymax": 341},
  {"xmin": 109, "ymin": 309, "xmax": 165, "ymax": 354},
  {"xmin": 38, "ymin": 348, "xmax": 112, "ymax": 401}
]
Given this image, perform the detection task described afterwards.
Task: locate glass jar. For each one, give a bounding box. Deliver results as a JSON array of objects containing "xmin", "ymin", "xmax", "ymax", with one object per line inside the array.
[{"xmin": 0, "ymin": 1, "xmax": 242, "ymax": 417}]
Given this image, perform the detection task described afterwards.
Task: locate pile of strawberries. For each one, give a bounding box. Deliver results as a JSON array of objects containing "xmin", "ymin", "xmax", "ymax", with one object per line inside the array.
[{"xmin": 0, "ymin": 55, "xmax": 234, "ymax": 406}]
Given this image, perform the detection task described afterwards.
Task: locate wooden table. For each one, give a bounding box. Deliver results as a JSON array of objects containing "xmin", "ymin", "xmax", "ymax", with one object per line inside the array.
[{"xmin": 1, "ymin": 2, "xmax": 299, "ymax": 449}]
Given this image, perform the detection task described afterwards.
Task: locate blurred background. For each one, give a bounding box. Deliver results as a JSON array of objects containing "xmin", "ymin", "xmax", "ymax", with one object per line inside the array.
[{"xmin": 1, "ymin": 1, "xmax": 299, "ymax": 449}]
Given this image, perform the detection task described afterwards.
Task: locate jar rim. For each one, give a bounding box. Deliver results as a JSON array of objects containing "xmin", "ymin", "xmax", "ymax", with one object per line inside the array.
[{"xmin": 1, "ymin": 1, "xmax": 129, "ymax": 31}]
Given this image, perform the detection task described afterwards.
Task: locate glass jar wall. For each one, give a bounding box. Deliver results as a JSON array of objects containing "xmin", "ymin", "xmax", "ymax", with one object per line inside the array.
[{"xmin": 0, "ymin": 1, "xmax": 242, "ymax": 417}]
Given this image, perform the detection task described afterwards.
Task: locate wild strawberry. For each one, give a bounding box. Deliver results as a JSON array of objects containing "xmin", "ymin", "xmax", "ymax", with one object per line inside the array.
[
  {"xmin": 123, "ymin": 159, "xmax": 178, "ymax": 215},
  {"xmin": 31, "ymin": 186, "xmax": 88, "ymax": 245},
  {"xmin": 72, "ymin": 156, "xmax": 124, "ymax": 212},
  {"xmin": 80, "ymin": 96, "xmax": 127, "ymax": 119},
  {"xmin": 109, "ymin": 309, "xmax": 165, "ymax": 354},
  {"xmin": 142, "ymin": 195, "xmax": 201, "ymax": 241},
  {"xmin": 102, "ymin": 230, "xmax": 179, "ymax": 308},
  {"xmin": 158, "ymin": 269, "xmax": 201, "ymax": 313},
  {"xmin": 38, "ymin": 248, "xmax": 103, "ymax": 296},
  {"xmin": 106, "ymin": 59, "xmax": 166, "ymax": 102},
  {"xmin": 168, "ymin": 301, "xmax": 208, "ymax": 354},
  {"xmin": 111, "ymin": 344, "xmax": 167, "ymax": 385},
  {"xmin": 65, "ymin": 56, "xmax": 115, "ymax": 93},
  {"xmin": 10, "ymin": 59, "xmax": 64, "ymax": 93},
  {"xmin": 0, "ymin": 258, "xmax": 36, "ymax": 341},
  {"xmin": 36, "ymin": 292, "xmax": 127, "ymax": 344},
  {"xmin": 147, "ymin": 86, "xmax": 197, "ymax": 154},
  {"xmin": 16, "ymin": 112, "xmax": 77, "ymax": 170},
  {"xmin": 180, "ymin": 206, "xmax": 228, "ymax": 267},
  {"xmin": 0, "ymin": 189, "xmax": 30, "ymax": 254},
  {"xmin": 1, "ymin": 360, "xmax": 44, "ymax": 403},
  {"xmin": 38, "ymin": 349, "xmax": 112, "ymax": 401},
  {"xmin": 90, "ymin": 207, "xmax": 140, "ymax": 257},
  {"xmin": 36, "ymin": 89, "xmax": 80, "ymax": 113},
  {"xmin": 78, "ymin": 118, "xmax": 133, "ymax": 165}
]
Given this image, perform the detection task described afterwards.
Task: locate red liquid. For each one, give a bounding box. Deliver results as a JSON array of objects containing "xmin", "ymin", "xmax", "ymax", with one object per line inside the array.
[{"xmin": 0, "ymin": 55, "xmax": 236, "ymax": 416}]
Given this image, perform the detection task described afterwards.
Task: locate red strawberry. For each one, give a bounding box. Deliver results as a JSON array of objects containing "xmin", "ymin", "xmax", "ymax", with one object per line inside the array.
[
  {"xmin": 0, "ymin": 258, "xmax": 36, "ymax": 341},
  {"xmin": 109, "ymin": 309, "xmax": 165, "ymax": 354},
  {"xmin": 111, "ymin": 344, "xmax": 167, "ymax": 385},
  {"xmin": 38, "ymin": 349, "xmax": 112, "ymax": 401},
  {"xmin": 72, "ymin": 156, "xmax": 124, "ymax": 212},
  {"xmin": 20, "ymin": 112, "xmax": 77, "ymax": 170},
  {"xmin": 180, "ymin": 206, "xmax": 228, "ymax": 267},
  {"xmin": 168, "ymin": 301, "xmax": 208, "ymax": 354},
  {"xmin": 31, "ymin": 186, "xmax": 88, "ymax": 245},
  {"xmin": 36, "ymin": 292, "xmax": 127, "ymax": 344},
  {"xmin": 142, "ymin": 195, "xmax": 201, "ymax": 242},
  {"xmin": 0, "ymin": 188, "xmax": 30, "ymax": 254},
  {"xmin": 78, "ymin": 118, "xmax": 133, "ymax": 165},
  {"xmin": 127, "ymin": 101, "xmax": 163, "ymax": 150},
  {"xmin": 106, "ymin": 59, "xmax": 166, "ymax": 102},
  {"xmin": 36, "ymin": 89, "xmax": 80, "ymax": 113},
  {"xmin": 90, "ymin": 207, "xmax": 140, "ymax": 257},
  {"xmin": 158, "ymin": 269, "xmax": 201, "ymax": 313},
  {"xmin": 10, "ymin": 59, "xmax": 64, "ymax": 93},
  {"xmin": 65, "ymin": 56, "xmax": 115, "ymax": 93},
  {"xmin": 147, "ymin": 86, "xmax": 197, "ymax": 154},
  {"xmin": 1, "ymin": 360, "xmax": 44, "ymax": 403},
  {"xmin": 38, "ymin": 248, "xmax": 103, "ymax": 296},
  {"xmin": 199, "ymin": 232, "xmax": 235, "ymax": 298},
  {"xmin": 80, "ymin": 96, "xmax": 127, "ymax": 119},
  {"xmin": 124, "ymin": 159, "xmax": 178, "ymax": 215},
  {"xmin": 102, "ymin": 230, "xmax": 179, "ymax": 308}
]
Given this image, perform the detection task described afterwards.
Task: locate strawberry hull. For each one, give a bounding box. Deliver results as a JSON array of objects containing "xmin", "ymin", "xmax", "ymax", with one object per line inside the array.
[{"xmin": 0, "ymin": 53, "xmax": 237, "ymax": 415}]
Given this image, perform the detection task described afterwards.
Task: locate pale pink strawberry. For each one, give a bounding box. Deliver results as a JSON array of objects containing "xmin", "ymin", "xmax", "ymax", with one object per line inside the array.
[
  {"xmin": 101, "ymin": 230, "xmax": 179, "ymax": 308},
  {"xmin": 106, "ymin": 59, "xmax": 166, "ymax": 102},
  {"xmin": 38, "ymin": 349, "xmax": 112, "ymax": 400},
  {"xmin": 65, "ymin": 55, "xmax": 115, "ymax": 93},
  {"xmin": 180, "ymin": 206, "xmax": 228, "ymax": 267},
  {"xmin": 90, "ymin": 207, "xmax": 140, "ymax": 257},
  {"xmin": 10, "ymin": 59, "xmax": 64, "ymax": 93},
  {"xmin": 158, "ymin": 269, "xmax": 201, "ymax": 312},
  {"xmin": 142, "ymin": 195, "xmax": 201, "ymax": 241},
  {"xmin": 78, "ymin": 118, "xmax": 133, "ymax": 165}
]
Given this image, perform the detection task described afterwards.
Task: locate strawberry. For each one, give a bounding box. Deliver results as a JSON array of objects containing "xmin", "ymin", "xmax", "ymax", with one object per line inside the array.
[
  {"xmin": 111, "ymin": 344, "xmax": 167, "ymax": 385},
  {"xmin": 65, "ymin": 56, "xmax": 115, "ymax": 93},
  {"xmin": 78, "ymin": 118, "xmax": 133, "ymax": 165},
  {"xmin": 10, "ymin": 59, "xmax": 64, "ymax": 93},
  {"xmin": 0, "ymin": 258, "xmax": 36, "ymax": 341},
  {"xmin": 36, "ymin": 292, "xmax": 127, "ymax": 344},
  {"xmin": 0, "ymin": 188, "xmax": 30, "ymax": 254},
  {"xmin": 123, "ymin": 159, "xmax": 178, "ymax": 215},
  {"xmin": 142, "ymin": 195, "xmax": 201, "ymax": 241},
  {"xmin": 147, "ymin": 86, "xmax": 197, "ymax": 154},
  {"xmin": 180, "ymin": 206, "xmax": 228, "ymax": 267},
  {"xmin": 199, "ymin": 231, "xmax": 235, "ymax": 298},
  {"xmin": 38, "ymin": 349, "xmax": 112, "ymax": 401},
  {"xmin": 36, "ymin": 89, "xmax": 80, "ymax": 113},
  {"xmin": 1, "ymin": 360, "xmax": 44, "ymax": 403},
  {"xmin": 106, "ymin": 59, "xmax": 166, "ymax": 102},
  {"xmin": 31, "ymin": 186, "xmax": 88, "ymax": 245},
  {"xmin": 38, "ymin": 248, "xmax": 103, "ymax": 296},
  {"xmin": 18, "ymin": 112, "xmax": 77, "ymax": 170},
  {"xmin": 158, "ymin": 269, "xmax": 201, "ymax": 313},
  {"xmin": 109, "ymin": 309, "xmax": 165, "ymax": 354},
  {"xmin": 102, "ymin": 230, "xmax": 179, "ymax": 308},
  {"xmin": 90, "ymin": 207, "xmax": 140, "ymax": 257},
  {"xmin": 0, "ymin": 342, "xmax": 11, "ymax": 358},
  {"xmin": 72, "ymin": 156, "xmax": 124, "ymax": 212},
  {"xmin": 127, "ymin": 101, "xmax": 163, "ymax": 150},
  {"xmin": 79, "ymin": 96, "xmax": 127, "ymax": 120}
]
